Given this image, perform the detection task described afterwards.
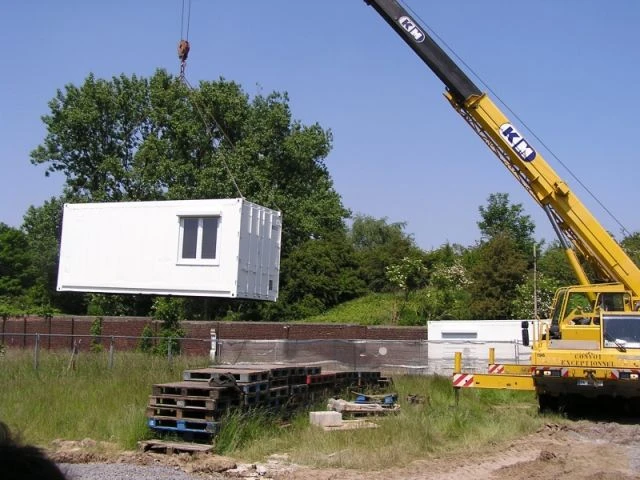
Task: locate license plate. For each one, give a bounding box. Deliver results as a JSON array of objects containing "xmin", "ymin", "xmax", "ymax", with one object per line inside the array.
[{"xmin": 577, "ymin": 379, "xmax": 604, "ymax": 387}]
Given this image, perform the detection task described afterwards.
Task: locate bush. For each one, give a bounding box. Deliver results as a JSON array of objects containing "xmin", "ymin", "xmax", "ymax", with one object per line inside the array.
[
  {"xmin": 151, "ymin": 298, "xmax": 185, "ymax": 356},
  {"xmin": 138, "ymin": 324, "xmax": 154, "ymax": 353},
  {"xmin": 89, "ymin": 316, "xmax": 104, "ymax": 352}
]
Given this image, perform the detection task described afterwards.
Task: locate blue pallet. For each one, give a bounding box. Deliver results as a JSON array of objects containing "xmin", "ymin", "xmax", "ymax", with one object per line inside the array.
[
  {"xmin": 354, "ymin": 393, "xmax": 397, "ymax": 405},
  {"xmin": 148, "ymin": 418, "xmax": 219, "ymax": 434}
]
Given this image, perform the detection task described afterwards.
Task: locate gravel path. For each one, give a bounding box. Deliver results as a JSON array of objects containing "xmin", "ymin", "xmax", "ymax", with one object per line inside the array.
[
  {"xmin": 61, "ymin": 463, "xmax": 211, "ymax": 480},
  {"xmin": 58, "ymin": 421, "xmax": 640, "ymax": 480}
]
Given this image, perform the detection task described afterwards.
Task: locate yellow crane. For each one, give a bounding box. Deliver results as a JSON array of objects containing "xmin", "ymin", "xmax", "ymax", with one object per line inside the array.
[{"xmin": 364, "ymin": 0, "xmax": 640, "ymax": 410}]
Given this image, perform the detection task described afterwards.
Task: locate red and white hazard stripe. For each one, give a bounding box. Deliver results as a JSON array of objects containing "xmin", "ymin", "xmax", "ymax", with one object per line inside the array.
[
  {"xmin": 452, "ymin": 373, "xmax": 474, "ymax": 388},
  {"xmin": 488, "ymin": 364, "xmax": 505, "ymax": 374},
  {"xmin": 610, "ymin": 369, "xmax": 640, "ymax": 380}
]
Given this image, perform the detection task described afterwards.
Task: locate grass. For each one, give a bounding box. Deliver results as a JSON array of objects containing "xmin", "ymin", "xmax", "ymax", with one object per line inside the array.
[
  {"xmin": 0, "ymin": 349, "xmax": 208, "ymax": 449},
  {"xmin": 304, "ymin": 292, "xmax": 425, "ymax": 326},
  {"xmin": 1, "ymin": 350, "xmax": 553, "ymax": 469},
  {"xmin": 219, "ymin": 376, "xmax": 548, "ymax": 470}
]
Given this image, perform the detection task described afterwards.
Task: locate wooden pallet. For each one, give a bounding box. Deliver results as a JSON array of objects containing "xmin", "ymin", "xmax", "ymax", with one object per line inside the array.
[
  {"xmin": 306, "ymin": 373, "xmax": 337, "ymax": 385},
  {"xmin": 151, "ymin": 382, "xmax": 238, "ymax": 399},
  {"xmin": 269, "ymin": 376, "xmax": 289, "ymax": 388},
  {"xmin": 146, "ymin": 406, "xmax": 221, "ymax": 422},
  {"xmin": 269, "ymin": 386, "xmax": 290, "ymax": 399},
  {"xmin": 139, "ymin": 439, "xmax": 213, "ymax": 454},
  {"xmin": 243, "ymin": 391, "xmax": 270, "ymax": 406},
  {"xmin": 183, "ymin": 367, "xmax": 270, "ymax": 383},
  {"xmin": 148, "ymin": 394, "xmax": 240, "ymax": 410},
  {"xmin": 289, "ymin": 384, "xmax": 309, "ymax": 395}
]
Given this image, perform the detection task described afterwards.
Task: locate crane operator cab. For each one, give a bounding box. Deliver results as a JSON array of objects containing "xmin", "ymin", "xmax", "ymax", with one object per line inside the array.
[{"xmin": 545, "ymin": 285, "xmax": 633, "ymax": 342}]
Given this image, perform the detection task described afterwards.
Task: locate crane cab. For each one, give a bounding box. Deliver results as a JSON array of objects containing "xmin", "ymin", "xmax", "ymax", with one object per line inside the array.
[{"xmin": 547, "ymin": 285, "xmax": 634, "ymax": 342}]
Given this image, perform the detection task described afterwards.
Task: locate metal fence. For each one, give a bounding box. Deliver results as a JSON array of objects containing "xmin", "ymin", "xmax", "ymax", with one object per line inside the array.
[
  {"xmin": 0, "ymin": 332, "xmax": 212, "ymax": 370},
  {"xmin": 216, "ymin": 338, "xmax": 529, "ymax": 375},
  {"xmin": 1, "ymin": 333, "xmax": 528, "ymax": 375}
]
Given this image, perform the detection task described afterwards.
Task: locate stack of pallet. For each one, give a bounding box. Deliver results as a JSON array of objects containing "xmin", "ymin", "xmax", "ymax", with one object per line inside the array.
[{"xmin": 146, "ymin": 364, "xmax": 385, "ymax": 439}]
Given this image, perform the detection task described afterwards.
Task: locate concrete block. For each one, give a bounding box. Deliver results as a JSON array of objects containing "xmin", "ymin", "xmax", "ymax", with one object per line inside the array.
[{"xmin": 309, "ymin": 411, "xmax": 342, "ymax": 427}]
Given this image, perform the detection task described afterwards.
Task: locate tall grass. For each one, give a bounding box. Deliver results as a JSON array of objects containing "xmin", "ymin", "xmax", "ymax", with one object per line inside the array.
[
  {"xmin": 0, "ymin": 349, "xmax": 209, "ymax": 449},
  {"xmin": 225, "ymin": 376, "xmax": 547, "ymax": 470},
  {"xmin": 1, "ymin": 351, "xmax": 551, "ymax": 468}
]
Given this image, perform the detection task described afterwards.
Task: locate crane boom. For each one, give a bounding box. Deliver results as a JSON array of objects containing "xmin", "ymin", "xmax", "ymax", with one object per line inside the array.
[{"xmin": 364, "ymin": 0, "xmax": 640, "ymax": 301}]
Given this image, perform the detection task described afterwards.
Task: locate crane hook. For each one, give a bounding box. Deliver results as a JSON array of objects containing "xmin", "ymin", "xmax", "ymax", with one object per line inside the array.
[{"xmin": 178, "ymin": 39, "xmax": 190, "ymax": 79}]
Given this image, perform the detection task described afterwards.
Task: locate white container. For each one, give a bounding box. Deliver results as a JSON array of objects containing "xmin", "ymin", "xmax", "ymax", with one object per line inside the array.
[
  {"xmin": 57, "ymin": 198, "xmax": 281, "ymax": 301},
  {"xmin": 427, "ymin": 320, "xmax": 537, "ymax": 374}
]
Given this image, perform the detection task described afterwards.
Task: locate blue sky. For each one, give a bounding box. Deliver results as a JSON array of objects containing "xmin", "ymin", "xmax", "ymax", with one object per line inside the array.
[{"xmin": 1, "ymin": 1, "xmax": 639, "ymax": 250}]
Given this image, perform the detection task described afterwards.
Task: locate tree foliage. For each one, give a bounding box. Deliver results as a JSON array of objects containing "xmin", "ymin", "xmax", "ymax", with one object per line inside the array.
[
  {"xmin": 11, "ymin": 64, "xmax": 584, "ymax": 325},
  {"xmin": 511, "ymin": 273, "xmax": 561, "ymax": 320},
  {"xmin": 478, "ymin": 193, "xmax": 536, "ymax": 256},
  {"xmin": 536, "ymin": 241, "xmax": 576, "ymax": 286},
  {"xmin": 26, "ymin": 70, "xmax": 351, "ymax": 318},
  {"xmin": 468, "ymin": 233, "xmax": 528, "ymax": 319},
  {"xmin": 0, "ymin": 224, "xmax": 32, "ymax": 298},
  {"xmin": 274, "ymin": 232, "xmax": 365, "ymax": 320},
  {"xmin": 621, "ymin": 232, "xmax": 640, "ymax": 268},
  {"xmin": 31, "ymin": 70, "xmax": 348, "ymax": 257},
  {"xmin": 385, "ymin": 257, "xmax": 427, "ymax": 297},
  {"xmin": 349, "ymin": 215, "xmax": 420, "ymax": 292}
]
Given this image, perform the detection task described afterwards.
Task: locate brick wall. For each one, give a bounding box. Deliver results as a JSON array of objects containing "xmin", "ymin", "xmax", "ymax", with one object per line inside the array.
[{"xmin": 0, "ymin": 316, "xmax": 427, "ymax": 356}]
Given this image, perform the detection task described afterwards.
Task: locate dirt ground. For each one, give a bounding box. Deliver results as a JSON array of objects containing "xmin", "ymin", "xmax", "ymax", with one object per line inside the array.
[{"xmin": 50, "ymin": 420, "xmax": 640, "ymax": 479}]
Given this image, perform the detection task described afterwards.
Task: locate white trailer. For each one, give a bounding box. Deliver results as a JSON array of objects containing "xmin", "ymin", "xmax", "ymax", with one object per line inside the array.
[
  {"xmin": 57, "ymin": 198, "xmax": 281, "ymax": 301},
  {"xmin": 427, "ymin": 320, "xmax": 536, "ymax": 374}
]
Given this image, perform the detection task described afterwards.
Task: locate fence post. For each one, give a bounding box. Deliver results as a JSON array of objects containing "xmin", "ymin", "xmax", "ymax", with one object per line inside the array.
[
  {"xmin": 167, "ymin": 337, "xmax": 173, "ymax": 367},
  {"xmin": 33, "ymin": 333, "xmax": 40, "ymax": 370},
  {"xmin": 209, "ymin": 328, "xmax": 217, "ymax": 363},
  {"xmin": 108, "ymin": 336, "xmax": 115, "ymax": 369}
]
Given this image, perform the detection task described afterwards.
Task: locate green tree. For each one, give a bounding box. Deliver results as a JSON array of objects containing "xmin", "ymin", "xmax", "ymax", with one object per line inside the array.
[
  {"xmin": 537, "ymin": 241, "xmax": 576, "ymax": 286},
  {"xmin": 151, "ymin": 297, "xmax": 186, "ymax": 355},
  {"xmin": 31, "ymin": 71, "xmax": 347, "ymax": 258},
  {"xmin": 20, "ymin": 197, "xmax": 85, "ymax": 313},
  {"xmin": 274, "ymin": 232, "xmax": 365, "ymax": 320},
  {"xmin": 349, "ymin": 215, "xmax": 420, "ymax": 292},
  {"xmin": 0, "ymin": 224, "xmax": 33, "ymax": 298},
  {"xmin": 29, "ymin": 70, "xmax": 350, "ymax": 318},
  {"xmin": 478, "ymin": 193, "xmax": 536, "ymax": 256},
  {"xmin": 468, "ymin": 233, "xmax": 528, "ymax": 319},
  {"xmin": 511, "ymin": 272, "xmax": 562, "ymax": 319},
  {"xmin": 414, "ymin": 258, "xmax": 472, "ymax": 320},
  {"xmin": 621, "ymin": 232, "xmax": 640, "ymax": 268},
  {"xmin": 385, "ymin": 257, "xmax": 427, "ymax": 299},
  {"xmin": 0, "ymin": 223, "xmax": 33, "ymax": 317}
]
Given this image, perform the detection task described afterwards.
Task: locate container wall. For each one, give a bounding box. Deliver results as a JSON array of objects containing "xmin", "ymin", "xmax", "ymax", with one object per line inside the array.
[
  {"xmin": 57, "ymin": 198, "xmax": 281, "ymax": 301},
  {"xmin": 237, "ymin": 201, "xmax": 282, "ymax": 301},
  {"xmin": 427, "ymin": 320, "xmax": 534, "ymax": 366}
]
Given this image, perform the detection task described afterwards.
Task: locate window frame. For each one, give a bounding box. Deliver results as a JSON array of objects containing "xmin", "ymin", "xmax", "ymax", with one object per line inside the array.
[{"xmin": 177, "ymin": 215, "xmax": 220, "ymax": 266}]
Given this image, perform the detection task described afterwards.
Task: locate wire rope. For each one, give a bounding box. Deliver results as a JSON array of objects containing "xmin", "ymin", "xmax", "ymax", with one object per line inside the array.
[{"xmin": 400, "ymin": 0, "xmax": 631, "ymax": 237}]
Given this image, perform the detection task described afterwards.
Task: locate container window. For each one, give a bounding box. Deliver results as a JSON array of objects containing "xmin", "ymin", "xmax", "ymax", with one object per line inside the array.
[
  {"xmin": 441, "ymin": 332, "xmax": 478, "ymax": 339},
  {"xmin": 181, "ymin": 218, "xmax": 198, "ymax": 259},
  {"xmin": 201, "ymin": 217, "xmax": 218, "ymax": 259},
  {"xmin": 179, "ymin": 216, "xmax": 219, "ymax": 262}
]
